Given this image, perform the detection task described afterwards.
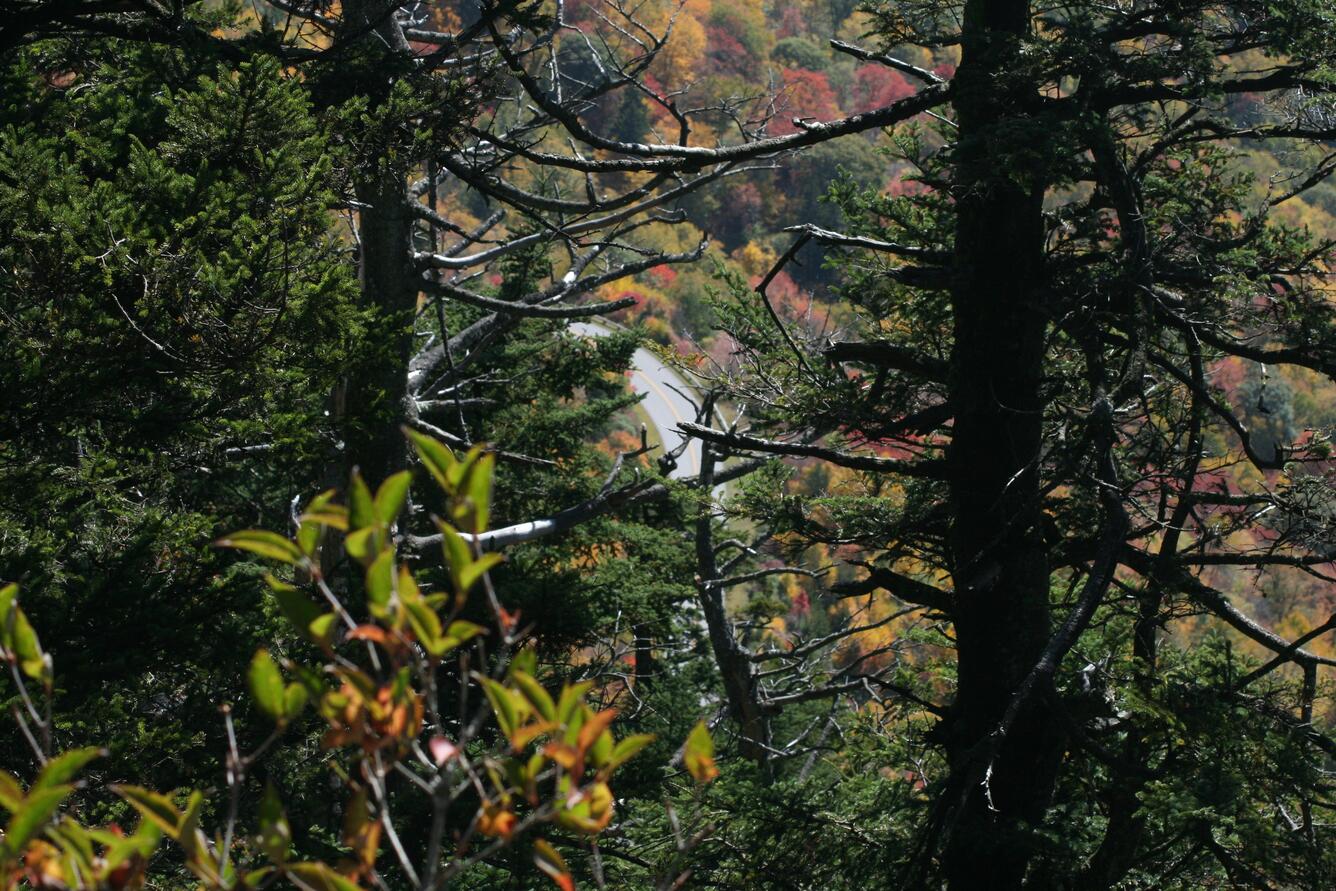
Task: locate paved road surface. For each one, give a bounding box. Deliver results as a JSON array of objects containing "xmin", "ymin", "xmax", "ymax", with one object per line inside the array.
[{"xmin": 568, "ymin": 321, "xmax": 703, "ymax": 479}]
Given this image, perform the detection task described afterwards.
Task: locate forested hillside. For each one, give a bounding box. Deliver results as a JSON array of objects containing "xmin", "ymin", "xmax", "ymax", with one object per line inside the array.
[{"xmin": 3, "ymin": 1, "xmax": 1336, "ymax": 889}]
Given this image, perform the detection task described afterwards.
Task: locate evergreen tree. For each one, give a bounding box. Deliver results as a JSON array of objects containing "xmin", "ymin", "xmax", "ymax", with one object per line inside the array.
[
  {"xmin": 680, "ymin": 0, "xmax": 1336, "ymax": 886},
  {"xmin": 0, "ymin": 42, "xmax": 365, "ymax": 792}
]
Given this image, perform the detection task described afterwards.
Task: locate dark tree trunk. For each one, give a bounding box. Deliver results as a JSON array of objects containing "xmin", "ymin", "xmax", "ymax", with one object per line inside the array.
[
  {"xmin": 695, "ymin": 444, "xmax": 772, "ymax": 767},
  {"xmin": 345, "ymin": 165, "xmax": 419, "ymax": 483},
  {"xmin": 337, "ymin": 0, "xmax": 420, "ymax": 484},
  {"xmin": 941, "ymin": 0, "xmax": 1061, "ymax": 886}
]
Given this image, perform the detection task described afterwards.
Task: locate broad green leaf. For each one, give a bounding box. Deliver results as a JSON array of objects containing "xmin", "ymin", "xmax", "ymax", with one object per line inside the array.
[
  {"xmin": 112, "ymin": 785, "xmax": 182, "ymax": 837},
  {"xmin": 2, "ymin": 785, "xmax": 71, "ymax": 858},
  {"xmin": 607, "ymin": 733, "xmax": 655, "ymax": 770},
  {"xmin": 555, "ymin": 681, "xmax": 593, "ymax": 725},
  {"xmin": 0, "ymin": 583, "xmax": 17, "ymax": 632},
  {"xmin": 48, "ymin": 817, "xmax": 96, "ymax": 869},
  {"xmin": 286, "ymin": 861, "xmax": 364, "ymax": 891},
  {"xmin": 436, "ymin": 520, "xmax": 472, "ymax": 595},
  {"xmin": 258, "ymin": 783, "xmax": 291, "ymax": 864},
  {"xmin": 365, "ymin": 550, "xmax": 395, "ymax": 615},
  {"xmin": 445, "ymin": 620, "xmax": 485, "ymax": 648},
  {"xmin": 532, "ymin": 838, "xmax": 574, "ymax": 891},
  {"xmin": 248, "ymin": 649, "xmax": 287, "ymax": 723},
  {"xmin": 508, "ymin": 648, "xmax": 538, "ymax": 680},
  {"xmin": 373, "ymin": 470, "xmax": 412, "ymax": 526},
  {"xmin": 511, "ymin": 672, "xmax": 556, "ymax": 722},
  {"xmin": 0, "ymin": 586, "xmax": 47, "ymax": 685},
  {"xmin": 589, "ymin": 724, "xmax": 614, "ymax": 766},
  {"xmin": 459, "ymin": 552, "xmax": 504, "ymax": 595},
  {"xmin": 0, "ymin": 772, "xmax": 23, "ymax": 812},
  {"xmin": 175, "ymin": 790, "xmax": 209, "ymax": 863},
  {"xmin": 464, "ymin": 452, "xmax": 495, "ymax": 533},
  {"xmin": 301, "ymin": 490, "xmax": 349, "ymax": 530},
  {"xmin": 283, "ymin": 683, "xmax": 309, "ymax": 720},
  {"xmin": 454, "ymin": 444, "xmax": 486, "ymax": 490},
  {"xmin": 480, "ymin": 678, "xmax": 526, "ymax": 738},
  {"xmin": 344, "ymin": 526, "xmax": 377, "ymax": 564},
  {"xmin": 406, "ymin": 429, "xmax": 458, "ymax": 493},
  {"xmin": 216, "ymin": 530, "xmax": 302, "ymax": 565},
  {"xmin": 403, "ymin": 598, "xmax": 445, "ymax": 656},
  {"xmin": 268, "ymin": 579, "xmax": 335, "ymax": 649},
  {"xmin": 348, "ymin": 470, "xmax": 376, "ymax": 531},
  {"xmin": 243, "ymin": 866, "xmax": 275, "ymax": 888},
  {"xmin": 400, "ymin": 564, "xmax": 422, "ymax": 598},
  {"xmin": 297, "ymin": 519, "xmax": 320, "ymax": 558},
  {"xmin": 33, "ymin": 747, "xmax": 102, "ymax": 793}
]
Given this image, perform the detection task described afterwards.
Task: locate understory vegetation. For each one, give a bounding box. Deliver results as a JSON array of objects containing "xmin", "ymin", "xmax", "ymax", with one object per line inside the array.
[{"xmin": 3, "ymin": 1, "xmax": 1336, "ymax": 888}]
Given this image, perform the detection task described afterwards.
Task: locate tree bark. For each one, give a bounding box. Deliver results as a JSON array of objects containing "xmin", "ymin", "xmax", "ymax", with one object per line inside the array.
[
  {"xmin": 941, "ymin": 0, "xmax": 1061, "ymax": 886},
  {"xmin": 337, "ymin": 0, "xmax": 420, "ymax": 484},
  {"xmin": 345, "ymin": 164, "xmax": 419, "ymax": 483}
]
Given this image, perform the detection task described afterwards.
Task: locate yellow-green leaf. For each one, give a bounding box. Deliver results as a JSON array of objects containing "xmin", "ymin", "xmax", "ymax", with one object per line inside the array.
[
  {"xmin": 406, "ymin": 428, "xmax": 459, "ymax": 493},
  {"xmin": 374, "ymin": 471, "xmax": 412, "ymax": 526},
  {"xmin": 532, "ymin": 838, "xmax": 574, "ymax": 891},
  {"xmin": 216, "ymin": 530, "xmax": 302, "ymax": 565},
  {"xmin": 258, "ymin": 783, "xmax": 290, "ymax": 864},
  {"xmin": 268, "ymin": 580, "xmax": 335, "ymax": 650},
  {"xmin": 0, "ymin": 772, "xmax": 23, "ymax": 812},
  {"xmin": 2, "ymin": 785, "xmax": 71, "ymax": 858},
  {"xmin": 344, "ymin": 526, "xmax": 376, "ymax": 564},
  {"xmin": 33, "ymin": 747, "xmax": 102, "ymax": 793},
  {"xmin": 463, "ymin": 452, "xmax": 495, "ymax": 533},
  {"xmin": 284, "ymin": 683, "xmax": 309, "ymax": 720},
  {"xmin": 480, "ymin": 678, "xmax": 526, "ymax": 738},
  {"xmin": 348, "ymin": 471, "xmax": 376, "ymax": 531},
  {"xmin": 286, "ymin": 861, "xmax": 364, "ymax": 891},
  {"xmin": 248, "ymin": 649, "xmax": 287, "ymax": 724},
  {"xmin": 683, "ymin": 721, "xmax": 719, "ymax": 784},
  {"xmin": 511, "ymin": 672, "xmax": 556, "ymax": 723},
  {"xmin": 607, "ymin": 733, "xmax": 655, "ymax": 770},
  {"xmin": 365, "ymin": 550, "xmax": 395, "ymax": 616},
  {"xmin": 112, "ymin": 785, "xmax": 182, "ymax": 837}
]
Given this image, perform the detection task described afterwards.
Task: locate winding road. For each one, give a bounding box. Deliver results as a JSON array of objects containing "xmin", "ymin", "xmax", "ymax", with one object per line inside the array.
[{"xmin": 568, "ymin": 321, "xmax": 704, "ymax": 480}]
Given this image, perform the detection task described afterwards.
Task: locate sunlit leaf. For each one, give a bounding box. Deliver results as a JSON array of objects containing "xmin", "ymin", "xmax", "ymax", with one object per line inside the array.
[
  {"xmin": 0, "ymin": 772, "xmax": 23, "ymax": 812},
  {"xmin": 1, "ymin": 585, "xmax": 49, "ymax": 685},
  {"xmin": 607, "ymin": 733, "xmax": 655, "ymax": 770},
  {"xmin": 348, "ymin": 470, "xmax": 376, "ymax": 531},
  {"xmin": 365, "ymin": 550, "xmax": 395, "ymax": 615},
  {"xmin": 112, "ymin": 786, "xmax": 182, "ymax": 837},
  {"xmin": 555, "ymin": 681, "xmax": 593, "ymax": 725},
  {"xmin": 373, "ymin": 471, "xmax": 412, "ymax": 527},
  {"xmin": 532, "ymin": 838, "xmax": 575, "ymax": 891},
  {"xmin": 284, "ymin": 682, "xmax": 309, "ymax": 720},
  {"xmin": 480, "ymin": 678, "xmax": 525, "ymax": 738},
  {"xmin": 248, "ymin": 649, "xmax": 287, "ymax": 723},
  {"xmin": 33, "ymin": 748, "xmax": 102, "ymax": 793},
  {"xmin": 406, "ymin": 428, "xmax": 458, "ymax": 494},
  {"xmin": 1, "ymin": 785, "xmax": 71, "ymax": 858},
  {"xmin": 683, "ymin": 721, "xmax": 719, "ymax": 784},
  {"xmin": 344, "ymin": 527, "xmax": 376, "ymax": 564},
  {"xmin": 215, "ymin": 530, "xmax": 302, "ymax": 565},
  {"xmin": 286, "ymin": 861, "xmax": 363, "ymax": 891},
  {"xmin": 464, "ymin": 452, "xmax": 494, "ymax": 533}
]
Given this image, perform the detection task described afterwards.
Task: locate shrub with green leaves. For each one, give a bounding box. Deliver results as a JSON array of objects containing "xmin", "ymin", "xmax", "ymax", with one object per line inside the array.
[{"xmin": 1, "ymin": 433, "xmax": 717, "ymax": 891}]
